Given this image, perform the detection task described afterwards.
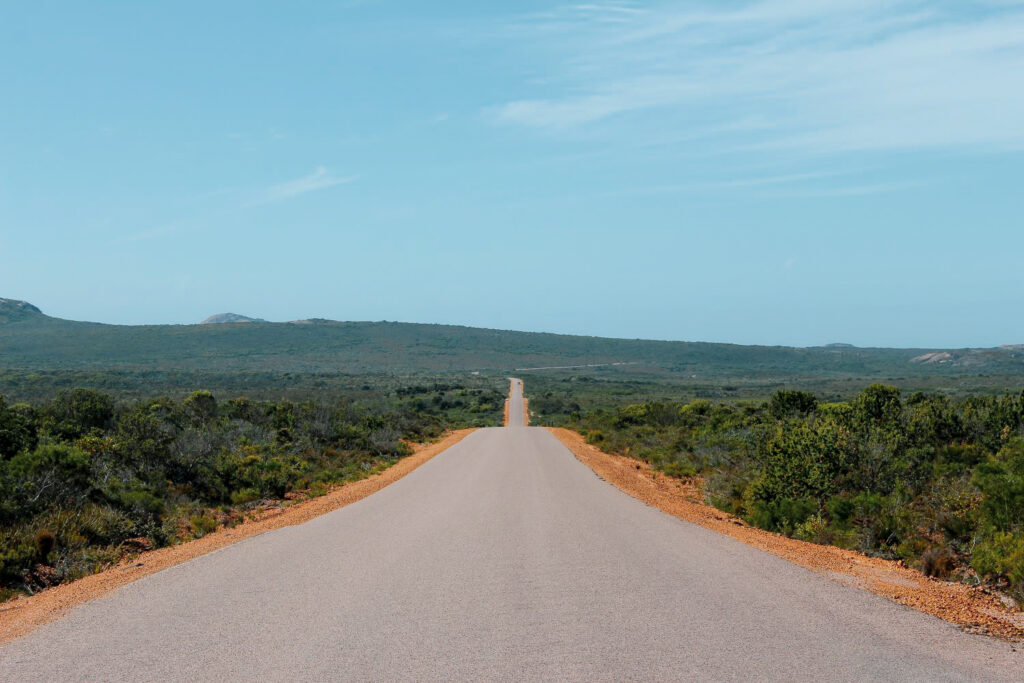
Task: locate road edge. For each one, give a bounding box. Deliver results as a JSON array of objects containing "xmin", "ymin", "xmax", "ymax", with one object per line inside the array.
[
  {"xmin": 0, "ymin": 428, "xmax": 476, "ymax": 646},
  {"xmin": 547, "ymin": 426, "xmax": 1024, "ymax": 642}
]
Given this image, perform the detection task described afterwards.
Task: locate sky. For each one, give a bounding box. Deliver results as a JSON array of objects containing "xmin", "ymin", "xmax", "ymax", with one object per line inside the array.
[{"xmin": 1, "ymin": 0, "xmax": 1022, "ymax": 348}]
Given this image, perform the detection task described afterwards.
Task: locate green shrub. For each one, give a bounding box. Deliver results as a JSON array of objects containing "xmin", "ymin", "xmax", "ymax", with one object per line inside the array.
[
  {"xmin": 973, "ymin": 439, "xmax": 1024, "ymax": 530},
  {"xmin": 972, "ymin": 532, "xmax": 1024, "ymax": 600},
  {"xmin": 0, "ymin": 531, "xmax": 34, "ymax": 585},
  {"xmin": 745, "ymin": 496, "xmax": 817, "ymax": 535},
  {"xmin": 77, "ymin": 504, "xmax": 137, "ymax": 545},
  {"xmin": 768, "ymin": 390, "xmax": 817, "ymax": 419},
  {"xmin": 658, "ymin": 461, "xmax": 697, "ymax": 479},
  {"xmin": 230, "ymin": 488, "xmax": 261, "ymax": 506},
  {"xmin": 0, "ymin": 397, "xmax": 38, "ymax": 459},
  {"xmin": 7, "ymin": 444, "xmax": 93, "ymax": 513},
  {"xmin": 189, "ymin": 514, "xmax": 217, "ymax": 538}
]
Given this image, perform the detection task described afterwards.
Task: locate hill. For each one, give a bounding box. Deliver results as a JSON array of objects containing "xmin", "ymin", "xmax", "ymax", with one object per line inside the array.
[
  {"xmin": 0, "ymin": 298, "xmax": 44, "ymax": 324},
  {"xmin": 200, "ymin": 313, "xmax": 267, "ymax": 324},
  {"xmin": 1, "ymin": 299, "xmax": 1023, "ymax": 400}
]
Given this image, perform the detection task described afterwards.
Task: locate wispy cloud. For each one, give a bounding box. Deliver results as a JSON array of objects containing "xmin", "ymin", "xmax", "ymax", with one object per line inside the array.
[
  {"xmin": 119, "ymin": 167, "xmax": 358, "ymax": 243},
  {"xmin": 250, "ymin": 167, "xmax": 359, "ymax": 206},
  {"xmin": 570, "ymin": 169, "xmax": 917, "ymax": 200},
  {"xmin": 762, "ymin": 181, "xmax": 926, "ymax": 198},
  {"xmin": 492, "ymin": 1, "xmax": 1024, "ymax": 153}
]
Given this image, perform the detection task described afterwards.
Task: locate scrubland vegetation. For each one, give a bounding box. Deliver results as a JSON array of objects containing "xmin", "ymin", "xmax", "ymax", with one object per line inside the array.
[
  {"xmin": 0, "ymin": 383, "xmax": 503, "ymax": 601},
  {"xmin": 533, "ymin": 385, "xmax": 1024, "ymax": 603},
  {"xmin": 5, "ymin": 299, "xmax": 1024, "ymax": 403}
]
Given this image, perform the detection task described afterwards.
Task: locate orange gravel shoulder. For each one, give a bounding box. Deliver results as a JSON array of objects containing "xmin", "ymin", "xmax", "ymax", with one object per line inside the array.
[
  {"xmin": 0, "ymin": 429, "xmax": 475, "ymax": 646},
  {"xmin": 523, "ymin": 398, "xmax": 530, "ymax": 426},
  {"xmin": 548, "ymin": 427, "xmax": 1024, "ymax": 641}
]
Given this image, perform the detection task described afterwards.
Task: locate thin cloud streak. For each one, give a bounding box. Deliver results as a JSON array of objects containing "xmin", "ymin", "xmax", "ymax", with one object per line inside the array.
[
  {"xmin": 250, "ymin": 167, "xmax": 359, "ymax": 206},
  {"xmin": 119, "ymin": 168, "xmax": 358, "ymax": 243},
  {"xmin": 492, "ymin": 1, "xmax": 1024, "ymax": 153}
]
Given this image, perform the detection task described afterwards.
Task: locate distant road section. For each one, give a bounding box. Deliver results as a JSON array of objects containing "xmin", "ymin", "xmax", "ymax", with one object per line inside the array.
[
  {"xmin": 1, "ymin": 411, "xmax": 1021, "ymax": 679},
  {"xmin": 506, "ymin": 377, "xmax": 526, "ymax": 427}
]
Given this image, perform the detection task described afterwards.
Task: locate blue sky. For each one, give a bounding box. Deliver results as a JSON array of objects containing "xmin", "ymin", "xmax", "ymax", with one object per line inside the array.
[{"xmin": 1, "ymin": 1, "xmax": 1022, "ymax": 347}]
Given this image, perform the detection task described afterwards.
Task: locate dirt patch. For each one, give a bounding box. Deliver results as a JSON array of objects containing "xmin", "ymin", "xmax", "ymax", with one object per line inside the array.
[
  {"xmin": 523, "ymin": 398, "xmax": 530, "ymax": 426},
  {"xmin": 0, "ymin": 429, "xmax": 475, "ymax": 646},
  {"xmin": 548, "ymin": 427, "xmax": 1024, "ymax": 641}
]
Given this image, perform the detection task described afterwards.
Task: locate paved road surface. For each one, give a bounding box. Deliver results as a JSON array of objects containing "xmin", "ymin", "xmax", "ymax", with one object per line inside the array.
[
  {"xmin": 2, "ymin": 384, "xmax": 1021, "ymax": 680},
  {"xmin": 507, "ymin": 377, "xmax": 525, "ymax": 426}
]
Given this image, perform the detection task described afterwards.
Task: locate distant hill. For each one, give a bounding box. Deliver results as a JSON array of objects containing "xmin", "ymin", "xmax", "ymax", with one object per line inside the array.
[
  {"xmin": 201, "ymin": 313, "xmax": 267, "ymax": 324},
  {"xmin": 0, "ymin": 298, "xmax": 44, "ymax": 324},
  {"xmin": 2, "ymin": 299, "xmax": 1024, "ymax": 397}
]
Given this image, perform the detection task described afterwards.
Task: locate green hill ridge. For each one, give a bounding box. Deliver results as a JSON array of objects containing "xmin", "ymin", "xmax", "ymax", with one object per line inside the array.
[{"xmin": 2, "ymin": 298, "xmax": 1023, "ymax": 383}]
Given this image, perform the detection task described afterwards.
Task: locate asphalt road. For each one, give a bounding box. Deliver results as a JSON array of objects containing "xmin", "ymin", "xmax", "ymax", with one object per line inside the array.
[
  {"xmin": 507, "ymin": 377, "xmax": 525, "ymax": 426},
  {"xmin": 2, "ymin": 387, "xmax": 1022, "ymax": 680}
]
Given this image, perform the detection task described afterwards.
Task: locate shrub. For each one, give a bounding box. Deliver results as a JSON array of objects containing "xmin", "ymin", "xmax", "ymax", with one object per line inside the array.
[
  {"xmin": 45, "ymin": 388, "xmax": 115, "ymax": 440},
  {"xmin": 920, "ymin": 546, "xmax": 955, "ymax": 579},
  {"xmin": 229, "ymin": 488, "xmax": 261, "ymax": 506},
  {"xmin": 0, "ymin": 531, "xmax": 34, "ymax": 586},
  {"xmin": 745, "ymin": 496, "xmax": 817, "ymax": 535},
  {"xmin": 658, "ymin": 461, "xmax": 697, "ymax": 479},
  {"xmin": 189, "ymin": 514, "xmax": 217, "ymax": 538},
  {"xmin": 7, "ymin": 444, "xmax": 93, "ymax": 513},
  {"xmin": 0, "ymin": 397, "xmax": 38, "ymax": 459},
  {"xmin": 35, "ymin": 529, "xmax": 56, "ymax": 563},
  {"xmin": 972, "ymin": 532, "xmax": 1024, "ymax": 601},
  {"xmin": 973, "ymin": 439, "xmax": 1024, "ymax": 530},
  {"xmin": 768, "ymin": 390, "xmax": 817, "ymax": 419}
]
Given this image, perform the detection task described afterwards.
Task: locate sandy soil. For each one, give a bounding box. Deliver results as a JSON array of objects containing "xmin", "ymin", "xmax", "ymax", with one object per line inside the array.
[
  {"xmin": 523, "ymin": 398, "xmax": 530, "ymax": 426},
  {"xmin": 0, "ymin": 429, "xmax": 476, "ymax": 646},
  {"xmin": 548, "ymin": 427, "xmax": 1024, "ymax": 641}
]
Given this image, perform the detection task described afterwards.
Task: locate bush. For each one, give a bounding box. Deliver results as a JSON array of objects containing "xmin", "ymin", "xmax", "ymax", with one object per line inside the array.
[
  {"xmin": 745, "ymin": 496, "xmax": 817, "ymax": 535},
  {"xmin": 0, "ymin": 397, "xmax": 37, "ymax": 459},
  {"xmin": 0, "ymin": 530, "xmax": 35, "ymax": 586},
  {"xmin": 658, "ymin": 461, "xmax": 697, "ymax": 479},
  {"xmin": 229, "ymin": 488, "xmax": 261, "ymax": 506},
  {"xmin": 972, "ymin": 533, "xmax": 1024, "ymax": 601},
  {"xmin": 35, "ymin": 529, "xmax": 55, "ymax": 563},
  {"xmin": 45, "ymin": 388, "xmax": 114, "ymax": 440},
  {"xmin": 6, "ymin": 444, "xmax": 93, "ymax": 514},
  {"xmin": 973, "ymin": 439, "xmax": 1024, "ymax": 530},
  {"xmin": 920, "ymin": 546, "xmax": 956, "ymax": 579},
  {"xmin": 768, "ymin": 390, "xmax": 817, "ymax": 419},
  {"xmin": 189, "ymin": 514, "xmax": 217, "ymax": 538}
]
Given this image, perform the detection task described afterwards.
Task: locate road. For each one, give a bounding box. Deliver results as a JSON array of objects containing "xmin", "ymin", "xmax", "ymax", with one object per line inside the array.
[
  {"xmin": 2, "ymin": 384, "xmax": 1021, "ymax": 680},
  {"xmin": 507, "ymin": 377, "xmax": 525, "ymax": 426}
]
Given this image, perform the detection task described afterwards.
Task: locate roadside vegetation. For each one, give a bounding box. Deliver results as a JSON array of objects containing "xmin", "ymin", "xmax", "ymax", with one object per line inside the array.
[
  {"xmin": 533, "ymin": 385, "xmax": 1024, "ymax": 604},
  {"xmin": 0, "ymin": 382, "xmax": 503, "ymax": 601}
]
